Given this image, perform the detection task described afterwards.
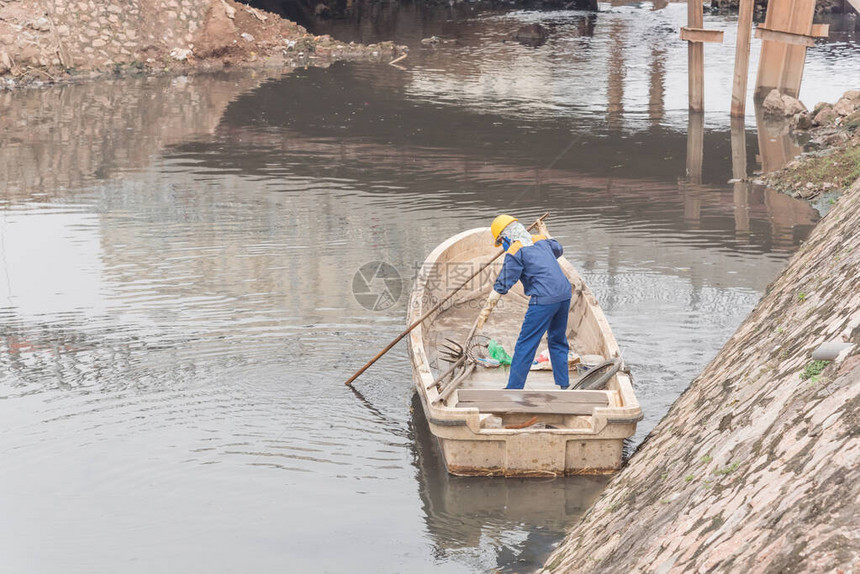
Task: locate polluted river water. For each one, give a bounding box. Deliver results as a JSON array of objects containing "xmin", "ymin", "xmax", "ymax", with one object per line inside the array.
[{"xmin": 1, "ymin": 3, "xmax": 859, "ymax": 573}]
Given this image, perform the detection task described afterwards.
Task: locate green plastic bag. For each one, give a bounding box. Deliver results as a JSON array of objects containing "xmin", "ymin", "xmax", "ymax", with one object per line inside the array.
[{"xmin": 488, "ymin": 339, "xmax": 512, "ymax": 366}]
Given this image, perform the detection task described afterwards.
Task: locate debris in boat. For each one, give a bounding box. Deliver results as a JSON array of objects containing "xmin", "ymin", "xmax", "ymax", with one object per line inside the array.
[
  {"xmin": 533, "ymin": 349, "xmax": 551, "ymax": 365},
  {"xmin": 530, "ymin": 350, "xmax": 583, "ymax": 371},
  {"xmin": 488, "ymin": 339, "xmax": 512, "ymax": 366},
  {"xmin": 580, "ymin": 354, "xmax": 607, "ymax": 367},
  {"xmin": 475, "ymin": 357, "xmax": 501, "ymax": 368},
  {"xmin": 482, "ymin": 415, "xmax": 504, "ymax": 429},
  {"xmin": 505, "ymin": 416, "xmax": 539, "ymax": 429}
]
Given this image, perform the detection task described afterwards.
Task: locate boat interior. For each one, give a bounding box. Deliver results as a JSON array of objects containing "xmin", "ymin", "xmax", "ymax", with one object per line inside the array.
[{"xmin": 416, "ymin": 229, "xmax": 628, "ymax": 429}]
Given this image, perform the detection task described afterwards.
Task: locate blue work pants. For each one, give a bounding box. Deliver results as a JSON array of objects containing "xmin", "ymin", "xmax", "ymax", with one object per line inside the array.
[{"xmin": 506, "ymin": 299, "xmax": 571, "ymax": 389}]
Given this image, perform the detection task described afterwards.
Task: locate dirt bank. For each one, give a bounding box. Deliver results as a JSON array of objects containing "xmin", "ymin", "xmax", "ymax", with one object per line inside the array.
[
  {"xmin": 758, "ymin": 89, "xmax": 860, "ymax": 200},
  {"xmin": 542, "ymin": 178, "xmax": 860, "ymax": 572},
  {"xmin": 0, "ymin": 0, "xmax": 405, "ymax": 88}
]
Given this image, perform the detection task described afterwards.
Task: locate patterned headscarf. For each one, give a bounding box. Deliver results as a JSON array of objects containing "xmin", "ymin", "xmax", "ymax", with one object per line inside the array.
[{"xmin": 500, "ymin": 221, "xmax": 533, "ymax": 247}]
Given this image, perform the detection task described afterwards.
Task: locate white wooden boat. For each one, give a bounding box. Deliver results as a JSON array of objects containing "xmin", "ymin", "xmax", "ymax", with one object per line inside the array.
[{"xmin": 408, "ymin": 227, "xmax": 642, "ymax": 477}]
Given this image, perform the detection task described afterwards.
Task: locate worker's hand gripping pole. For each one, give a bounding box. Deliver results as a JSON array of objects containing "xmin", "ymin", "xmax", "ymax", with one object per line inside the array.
[{"xmin": 476, "ymin": 290, "xmax": 502, "ymax": 330}]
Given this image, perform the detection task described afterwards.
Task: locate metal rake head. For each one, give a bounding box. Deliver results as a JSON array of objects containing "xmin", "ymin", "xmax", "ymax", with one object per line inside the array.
[{"xmin": 440, "ymin": 338, "xmax": 465, "ymax": 363}]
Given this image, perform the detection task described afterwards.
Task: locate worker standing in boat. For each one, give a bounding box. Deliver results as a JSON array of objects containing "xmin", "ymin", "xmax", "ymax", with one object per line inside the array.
[{"xmin": 476, "ymin": 215, "xmax": 573, "ymax": 390}]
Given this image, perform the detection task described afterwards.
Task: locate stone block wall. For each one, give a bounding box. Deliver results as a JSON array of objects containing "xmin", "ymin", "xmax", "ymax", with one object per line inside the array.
[
  {"xmin": 42, "ymin": 0, "xmax": 212, "ymax": 68},
  {"xmin": 1, "ymin": 0, "xmax": 216, "ymax": 72},
  {"xmin": 0, "ymin": 0, "xmax": 400, "ymax": 82}
]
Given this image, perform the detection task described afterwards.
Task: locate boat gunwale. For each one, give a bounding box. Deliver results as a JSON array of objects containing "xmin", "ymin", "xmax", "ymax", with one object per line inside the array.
[{"xmin": 409, "ymin": 227, "xmax": 643, "ymax": 434}]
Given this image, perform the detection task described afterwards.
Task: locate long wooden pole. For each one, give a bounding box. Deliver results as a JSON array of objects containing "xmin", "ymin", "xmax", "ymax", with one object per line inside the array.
[
  {"xmin": 755, "ymin": 0, "xmax": 816, "ymax": 99},
  {"xmin": 731, "ymin": 0, "xmax": 754, "ymax": 117},
  {"xmin": 688, "ymin": 0, "xmax": 704, "ymax": 112},
  {"xmin": 686, "ymin": 111, "xmax": 704, "ymax": 184},
  {"xmin": 777, "ymin": 0, "xmax": 816, "ymax": 99},
  {"xmin": 344, "ymin": 212, "xmax": 549, "ymax": 386}
]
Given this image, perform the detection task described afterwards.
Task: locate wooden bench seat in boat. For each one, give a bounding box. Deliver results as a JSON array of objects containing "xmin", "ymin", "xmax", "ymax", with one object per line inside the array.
[{"xmin": 456, "ymin": 389, "xmax": 611, "ymax": 415}]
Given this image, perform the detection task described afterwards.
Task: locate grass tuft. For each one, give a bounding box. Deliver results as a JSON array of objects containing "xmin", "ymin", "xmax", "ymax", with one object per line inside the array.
[
  {"xmin": 800, "ymin": 360, "xmax": 830, "ymax": 381},
  {"xmin": 714, "ymin": 461, "xmax": 740, "ymax": 476},
  {"xmin": 767, "ymin": 143, "xmax": 860, "ymax": 196}
]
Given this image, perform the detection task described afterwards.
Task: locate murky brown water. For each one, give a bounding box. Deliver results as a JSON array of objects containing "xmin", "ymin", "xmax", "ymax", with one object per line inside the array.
[{"xmin": 1, "ymin": 4, "xmax": 858, "ymax": 572}]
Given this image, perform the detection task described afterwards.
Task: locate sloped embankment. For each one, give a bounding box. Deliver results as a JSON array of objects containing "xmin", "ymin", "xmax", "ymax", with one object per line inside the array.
[{"xmin": 543, "ymin": 180, "xmax": 860, "ymax": 573}]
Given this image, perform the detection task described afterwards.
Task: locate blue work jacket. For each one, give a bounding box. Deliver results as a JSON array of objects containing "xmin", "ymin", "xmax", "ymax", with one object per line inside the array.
[{"xmin": 493, "ymin": 234, "xmax": 572, "ymax": 305}]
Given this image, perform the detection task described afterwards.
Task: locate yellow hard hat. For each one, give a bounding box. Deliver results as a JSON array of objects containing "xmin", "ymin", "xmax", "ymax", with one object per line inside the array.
[{"xmin": 490, "ymin": 214, "xmax": 518, "ymax": 246}]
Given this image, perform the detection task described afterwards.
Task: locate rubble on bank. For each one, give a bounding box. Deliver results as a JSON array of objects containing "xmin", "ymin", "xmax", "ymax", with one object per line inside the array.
[
  {"xmin": 758, "ymin": 88, "xmax": 860, "ymax": 200},
  {"xmin": 0, "ymin": 0, "xmax": 406, "ymax": 89},
  {"xmin": 542, "ymin": 177, "xmax": 860, "ymax": 574}
]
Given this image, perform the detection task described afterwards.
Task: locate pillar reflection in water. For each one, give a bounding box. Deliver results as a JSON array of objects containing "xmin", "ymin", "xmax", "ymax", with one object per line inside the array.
[
  {"xmin": 682, "ymin": 111, "xmax": 705, "ymax": 228},
  {"xmin": 730, "ymin": 117, "xmax": 752, "ymax": 241},
  {"xmin": 764, "ymin": 184, "xmax": 818, "ymax": 251},
  {"xmin": 607, "ymin": 19, "xmax": 626, "ymax": 131},
  {"xmin": 649, "ymin": 43, "xmax": 667, "ymax": 126},
  {"xmin": 754, "ymin": 101, "xmax": 804, "ymax": 174},
  {"xmin": 752, "ymin": 102, "xmax": 818, "ymax": 250},
  {"xmin": 0, "ymin": 71, "xmax": 278, "ymax": 197}
]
